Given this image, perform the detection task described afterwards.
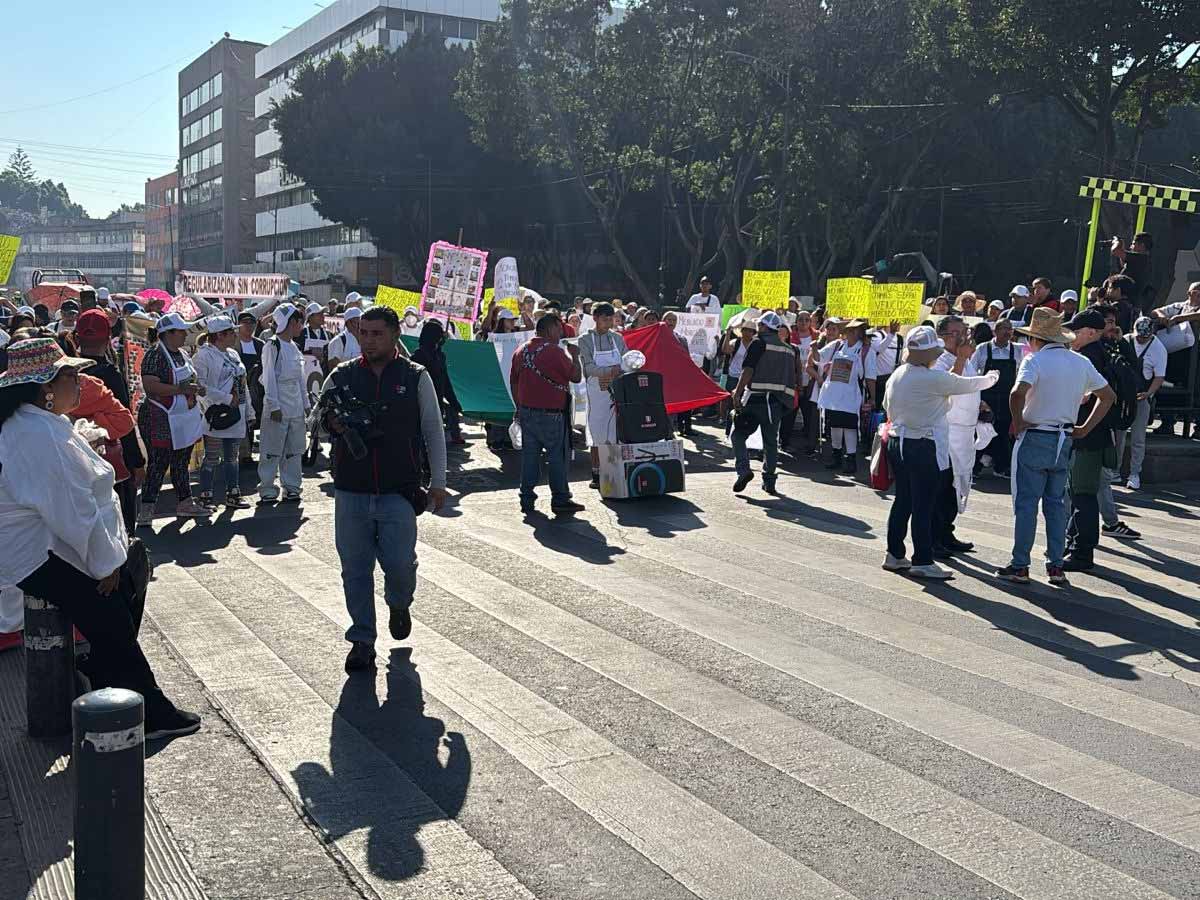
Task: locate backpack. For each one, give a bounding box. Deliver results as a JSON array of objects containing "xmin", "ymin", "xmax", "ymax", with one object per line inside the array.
[{"xmin": 1101, "ymin": 339, "xmax": 1139, "ymax": 430}]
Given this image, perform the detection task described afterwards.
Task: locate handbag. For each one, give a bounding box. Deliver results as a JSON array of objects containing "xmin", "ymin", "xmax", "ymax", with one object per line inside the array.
[
  {"xmin": 869, "ymin": 421, "xmax": 893, "ymax": 491},
  {"xmin": 204, "ymin": 403, "xmax": 242, "ymax": 430}
]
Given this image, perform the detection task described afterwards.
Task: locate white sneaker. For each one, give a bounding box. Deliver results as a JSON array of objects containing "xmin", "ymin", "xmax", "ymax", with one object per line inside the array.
[
  {"xmin": 1126, "ymin": 474, "xmax": 1141, "ymax": 490},
  {"xmin": 908, "ymin": 563, "xmax": 953, "ymax": 580},
  {"xmin": 882, "ymin": 554, "xmax": 912, "ymax": 572}
]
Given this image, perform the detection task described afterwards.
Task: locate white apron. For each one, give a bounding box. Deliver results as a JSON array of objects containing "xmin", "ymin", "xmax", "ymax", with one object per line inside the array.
[
  {"xmin": 585, "ymin": 335, "xmax": 623, "ymax": 447},
  {"xmin": 948, "ymin": 423, "xmax": 976, "ymax": 512},
  {"xmin": 150, "ymin": 353, "xmax": 204, "ymax": 451}
]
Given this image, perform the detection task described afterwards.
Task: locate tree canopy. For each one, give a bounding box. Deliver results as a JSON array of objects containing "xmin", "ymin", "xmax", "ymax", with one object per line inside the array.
[{"xmin": 0, "ymin": 147, "xmax": 87, "ymax": 232}]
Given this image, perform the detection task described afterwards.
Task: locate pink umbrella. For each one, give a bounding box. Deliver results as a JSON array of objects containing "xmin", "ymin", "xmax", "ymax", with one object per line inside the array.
[{"xmin": 137, "ymin": 288, "xmax": 173, "ymax": 309}]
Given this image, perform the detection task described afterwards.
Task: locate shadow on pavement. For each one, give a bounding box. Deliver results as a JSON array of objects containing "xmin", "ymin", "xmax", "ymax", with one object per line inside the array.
[
  {"xmin": 148, "ymin": 507, "xmax": 309, "ymax": 567},
  {"xmin": 292, "ymin": 649, "xmax": 469, "ymax": 882}
]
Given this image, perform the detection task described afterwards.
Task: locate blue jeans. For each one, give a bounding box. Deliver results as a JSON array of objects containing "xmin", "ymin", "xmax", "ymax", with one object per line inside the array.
[
  {"xmin": 731, "ymin": 396, "xmax": 782, "ymax": 480},
  {"xmin": 334, "ymin": 491, "xmax": 418, "ymax": 644},
  {"xmin": 519, "ymin": 407, "xmax": 572, "ymax": 504},
  {"xmin": 886, "ymin": 438, "xmax": 939, "ymax": 566},
  {"xmin": 198, "ymin": 436, "xmax": 242, "ymax": 496},
  {"xmin": 1010, "ymin": 430, "xmax": 1073, "ymax": 570}
]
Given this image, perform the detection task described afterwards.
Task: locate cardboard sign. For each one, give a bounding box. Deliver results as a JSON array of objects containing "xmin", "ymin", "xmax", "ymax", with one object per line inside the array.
[
  {"xmin": 494, "ymin": 257, "xmax": 520, "ymax": 302},
  {"xmin": 720, "ymin": 304, "xmax": 750, "ymax": 331},
  {"xmin": 0, "ymin": 235, "xmax": 20, "ymax": 284},
  {"xmin": 826, "ymin": 278, "xmax": 925, "ymax": 324},
  {"xmin": 741, "ymin": 270, "xmax": 790, "ymax": 309},
  {"xmin": 422, "ymin": 241, "xmax": 488, "ymax": 323},
  {"xmin": 374, "ymin": 284, "xmax": 423, "ymax": 314},
  {"xmin": 672, "ymin": 312, "xmax": 721, "ymax": 364},
  {"xmin": 175, "ymin": 271, "xmax": 290, "ymax": 300},
  {"xmin": 482, "ymin": 286, "xmax": 520, "ymax": 317}
]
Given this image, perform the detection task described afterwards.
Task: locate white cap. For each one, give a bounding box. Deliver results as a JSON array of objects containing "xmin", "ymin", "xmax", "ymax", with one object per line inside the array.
[
  {"xmin": 758, "ymin": 311, "xmax": 784, "ymax": 330},
  {"xmin": 342, "ymin": 306, "xmax": 363, "ymax": 321},
  {"xmin": 205, "ymin": 315, "xmax": 235, "ymax": 334},
  {"xmin": 344, "ymin": 291, "xmax": 362, "ymax": 305},
  {"xmin": 273, "ymin": 303, "xmax": 299, "ymax": 333},
  {"xmin": 1010, "ymin": 284, "xmax": 1030, "ymax": 298},
  {"xmin": 497, "ymin": 308, "xmax": 517, "ymax": 320},
  {"xmin": 15, "ymin": 305, "xmax": 35, "ymax": 316},
  {"xmin": 988, "ymin": 299, "xmax": 1005, "ymax": 309},
  {"xmin": 156, "ymin": 312, "xmax": 189, "ymax": 333},
  {"xmin": 96, "ymin": 287, "xmax": 111, "ymax": 301},
  {"xmin": 305, "ymin": 301, "xmax": 323, "ymax": 318},
  {"xmin": 1059, "ymin": 289, "xmax": 1079, "ymax": 303},
  {"xmin": 905, "ymin": 325, "xmax": 944, "ymax": 352}
]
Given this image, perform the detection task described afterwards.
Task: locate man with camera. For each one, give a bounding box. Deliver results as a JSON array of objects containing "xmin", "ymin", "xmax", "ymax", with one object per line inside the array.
[{"xmin": 319, "ymin": 306, "xmax": 447, "ymax": 674}]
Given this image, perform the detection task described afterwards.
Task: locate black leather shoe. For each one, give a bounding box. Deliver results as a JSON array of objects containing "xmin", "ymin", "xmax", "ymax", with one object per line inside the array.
[
  {"xmin": 733, "ymin": 473, "xmax": 753, "ymax": 493},
  {"xmin": 344, "ymin": 641, "xmax": 376, "ymax": 673},
  {"xmin": 389, "ymin": 607, "xmax": 412, "ymax": 641},
  {"xmin": 933, "ymin": 545, "xmax": 954, "ymax": 560},
  {"xmin": 943, "ymin": 538, "xmax": 974, "ymax": 553},
  {"xmin": 1061, "ymin": 557, "xmax": 1095, "ymax": 573}
]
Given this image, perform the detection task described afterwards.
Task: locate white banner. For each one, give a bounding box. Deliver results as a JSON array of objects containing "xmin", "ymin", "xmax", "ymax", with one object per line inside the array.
[
  {"xmin": 494, "ymin": 256, "xmax": 520, "ymax": 303},
  {"xmin": 175, "ymin": 270, "xmax": 290, "ymax": 300},
  {"xmin": 673, "ymin": 311, "xmax": 721, "ymax": 364},
  {"xmin": 488, "ymin": 331, "xmax": 527, "ymax": 401}
]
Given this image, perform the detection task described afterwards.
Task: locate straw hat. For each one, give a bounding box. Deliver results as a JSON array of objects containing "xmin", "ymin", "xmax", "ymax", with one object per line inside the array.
[
  {"xmin": 843, "ymin": 318, "xmax": 870, "ymax": 330},
  {"xmin": 1015, "ymin": 307, "xmax": 1074, "ymax": 344},
  {"xmin": 0, "ymin": 337, "xmax": 94, "ymax": 389}
]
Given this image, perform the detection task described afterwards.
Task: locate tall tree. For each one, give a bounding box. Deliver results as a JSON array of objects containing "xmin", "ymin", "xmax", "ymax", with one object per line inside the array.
[{"xmin": 4, "ymin": 148, "xmax": 35, "ymax": 182}]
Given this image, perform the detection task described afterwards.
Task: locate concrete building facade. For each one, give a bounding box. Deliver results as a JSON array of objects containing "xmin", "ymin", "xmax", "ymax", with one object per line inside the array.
[
  {"xmin": 10, "ymin": 213, "xmax": 146, "ymax": 294},
  {"xmin": 144, "ymin": 171, "xmax": 179, "ymax": 291},
  {"xmin": 179, "ymin": 36, "xmax": 264, "ymax": 273},
  {"xmin": 252, "ymin": 0, "xmax": 501, "ymax": 295}
]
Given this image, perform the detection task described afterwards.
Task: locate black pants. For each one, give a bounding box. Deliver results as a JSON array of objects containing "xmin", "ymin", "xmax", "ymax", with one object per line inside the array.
[
  {"xmin": 675, "ymin": 411, "xmax": 693, "ymax": 434},
  {"xmin": 116, "ymin": 478, "xmax": 138, "ymax": 534},
  {"xmin": 1067, "ymin": 493, "xmax": 1100, "ymax": 562},
  {"xmin": 933, "ymin": 467, "xmax": 958, "ymax": 546},
  {"xmin": 887, "ymin": 438, "xmax": 939, "ymax": 566},
  {"xmin": 17, "ymin": 553, "xmax": 172, "ymax": 719},
  {"xmin": 985, "ymin": 414, "xmax": 1012, "ymax": 474},
  {"xmin": 801, "ymin": 399, "xmax": 819, "ymax": 450},
  {"xmin": 779, "ymin": 405, "xmax": 799, "ymax": 448},
  {"xmin": 142, "ymin": 446, "xmax": 193, "ymax": 504}
]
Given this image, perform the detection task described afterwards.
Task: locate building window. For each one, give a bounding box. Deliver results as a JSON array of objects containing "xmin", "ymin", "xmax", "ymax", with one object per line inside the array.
[
  {"xmin": 183, "ymin": 175, "xmax": 223, "ymax": 206},
  {"xmin": 459, "ymin": 19, "xmax": 478, "ymax": 39},
  {"xmin": 181, "ymin": 72, "xmax": 224, "ymax": 117}
]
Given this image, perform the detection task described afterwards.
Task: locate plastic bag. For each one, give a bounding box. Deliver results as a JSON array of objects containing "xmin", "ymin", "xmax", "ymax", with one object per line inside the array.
[
  {"xmin": 869, "ymin": 421, "xmax": 893, "ymax": 491},
  {"xmin": 508, "ymin": 419, "xmax": 523, "ymax": 451}
]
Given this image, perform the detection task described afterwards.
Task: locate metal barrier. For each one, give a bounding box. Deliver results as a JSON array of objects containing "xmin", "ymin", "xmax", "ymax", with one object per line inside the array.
[
  {"xmin": 73, "ymin": 688, "xmax": 145, "ymax": 900},
  {"xmin": 23, "ymin": 594, "xmax": 75, "ymax": 739}
]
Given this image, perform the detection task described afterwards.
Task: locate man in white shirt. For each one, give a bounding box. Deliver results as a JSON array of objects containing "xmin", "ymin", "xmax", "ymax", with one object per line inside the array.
[
  {"xmin": 1000, "ymin": 285, "xmax": 1033, "ymax": 327},
  {"xmin": 871, "ymin": 322, "xmax": 903, "ymax": 409},
  {"xmin": 970, "ymin": 318, "xmax": 1021, "ymax": 476},
  {"xmin": 932, "ymin": 316, "xmax": 985, "ymax": 555},
  {"xmin": 326, "ymin": 307, "xmax": 363, "ymax": 368},
  {"xmin": 687, "ymin": 276, "xmax": 721, "ymax": 315},
  {"xmin": 1125, "ymin": 316, "xmax": 1167, "ymax": 490},
  {"xmin": 258, "ymin": 303, "xmax": 309, "ymax": 504},
  {"xmin": 1000, "ymin": 308, "xmax": 1114, "ymax": 586}
]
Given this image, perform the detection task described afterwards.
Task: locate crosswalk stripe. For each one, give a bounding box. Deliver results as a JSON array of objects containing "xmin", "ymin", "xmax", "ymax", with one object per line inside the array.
[
  {"xmin": 412, "ymin": 541, "xmax": 1172, "ymax": 899},
  {"xmin": 701, "ymin": 483, "xmax": 1200, "ymax": 632},
  {"xmin": 238, "ymin": 546, "xmax": 857, "ymax": 900},
  {"xmin": 654, "ymin": 497, "xmax": 1200, "ymax": 683},
  {"xmin": 147, "ymin": 565, "xmax": 538, "ymax": 900},
  {"xmin": 448, "ymin": 511, "xmax": 1200, "ymax": 855}
]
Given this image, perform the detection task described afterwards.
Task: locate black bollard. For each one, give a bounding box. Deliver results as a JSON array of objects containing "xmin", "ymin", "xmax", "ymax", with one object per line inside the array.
[
  {"xmin": 72, "ymin": 688, "xmax": 145, "ymax": 900},
  {"xmin": 24, "ymin": 594, "xmax": 75, "ymax": 739}
]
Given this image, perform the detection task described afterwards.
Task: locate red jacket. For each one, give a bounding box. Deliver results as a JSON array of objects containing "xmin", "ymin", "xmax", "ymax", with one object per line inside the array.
[{"xmin": 72, "ymin": 374, "xmax": 135, "ymax": 482}]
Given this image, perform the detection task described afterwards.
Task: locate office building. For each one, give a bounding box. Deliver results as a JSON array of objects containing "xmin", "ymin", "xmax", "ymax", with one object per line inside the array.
[
  {"xmin": 9, "ymin": 213, "xmax": 146, "ymax": 293},
  {"xmin": 179, "ymin": 36, "xmax": 265, "ymax": 273},
  {"xmin": 253, "ymin": 1, "xmax": 500, "ymax": 296},
  {"xmin": 144, "ymin": 171, "xmax": 179, "ymax": 291}
]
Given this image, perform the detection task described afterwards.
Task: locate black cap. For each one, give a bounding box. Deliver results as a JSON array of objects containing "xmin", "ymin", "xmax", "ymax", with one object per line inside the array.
[
  {"xmin": 1066, "ymin": 309, "xmax": 1105, "ymax": 332},
  {"xmin": 60, "ymin": 299, "xmax": 80, "ymax": 312},
  {"xmin": 237, "ymin": 311, "xmax": 256, "ymax": 323}
]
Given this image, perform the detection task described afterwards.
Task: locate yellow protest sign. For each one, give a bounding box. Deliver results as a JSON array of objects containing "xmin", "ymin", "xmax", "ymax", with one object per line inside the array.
[
  {"xmin": 373, "ymin": 284, "xmax": 423, "ymax": 313},
  {"xmin": 0, "ymin": 235, "xmax": 21, "ymax": 285},
  {"xmin": 481, "ymin": 287, "xmax": 519, "ymax": 316},
  {"xmin": 741, "ymin": 270, "xmax": 790, "ymax": 309},
  {"xmin": 825, "ymin": 278, "xmax": 925, "ymax": 324}
]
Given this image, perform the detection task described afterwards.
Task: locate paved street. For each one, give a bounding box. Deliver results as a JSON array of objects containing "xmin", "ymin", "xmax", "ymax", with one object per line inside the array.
[{"xmin": 7, "ymin": 424, "xmax": 1200, "ymax": 899}]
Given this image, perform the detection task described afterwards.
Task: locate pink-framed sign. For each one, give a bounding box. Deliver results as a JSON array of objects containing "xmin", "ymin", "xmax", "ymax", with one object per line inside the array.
[{"xmin": 420, "ymin": 241, "xmax": 488, "ymax": 324}]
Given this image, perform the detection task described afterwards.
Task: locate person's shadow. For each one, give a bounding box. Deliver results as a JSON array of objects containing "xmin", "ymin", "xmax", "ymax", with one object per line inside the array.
[{"xmin": 291, "ymin": 649, "xmax": 469, "ymax": 881}]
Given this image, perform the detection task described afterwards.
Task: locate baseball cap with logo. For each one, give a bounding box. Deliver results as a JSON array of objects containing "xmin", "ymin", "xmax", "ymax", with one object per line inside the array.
[{"xmin": 1134, "ymin": 316, "xmax": 1155, "ymax": 337}]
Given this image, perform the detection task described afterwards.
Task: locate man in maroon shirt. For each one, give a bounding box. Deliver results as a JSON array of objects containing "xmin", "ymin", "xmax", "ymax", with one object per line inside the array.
[{"xmin": 509, "ymin": 314, "xmax": 585, "ymax": 515}]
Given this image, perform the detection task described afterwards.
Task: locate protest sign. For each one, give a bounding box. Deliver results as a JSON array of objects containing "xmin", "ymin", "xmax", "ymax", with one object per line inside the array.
[
  {"xmin": 175, "ymin": 270, "xmax": 289, "ymax": 301},
  {"xmin": 720, "ymin": 304, "xmax": 749, "ymax": 331},
  {"xmin": 825, "ymin": 278, "xmax": 925, "ymax": 323},
  {"xmin": 374, "ymin": 284, "xmax": 423, "ymax": 314},
  {"xmin": 422, "ymin": 241, "xmax": 488, "ymax": 323},
  {"xmin": 488, "ymin": 331, "xmax": 526, "ymax": 401},
  {"xmin": 0, "ymin": 235, "xmax": 21, "ymax": 284},
  {"xmin": 482, "ymin": 286, "xmax": 519, "ymax": 317},
  {"xmin": 741, "ymin": 270, "xmax": 790, "ymax": 309},
  {"xmin": 494, "ymin": 257, "xmax": 520, "ymax": 302},
  {"xmin": 125, "ymin": 339, "xmax": 147, "ymax": 412},
  {"xmin": 672, "ymin": 312, "xmax": 721, "ymax": 364}
]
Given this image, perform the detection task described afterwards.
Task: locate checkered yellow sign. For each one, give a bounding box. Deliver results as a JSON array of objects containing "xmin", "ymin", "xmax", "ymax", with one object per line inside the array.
[{"xmin": 1078, "ymin": 177, "xmax": 1198, "ymax": 213}]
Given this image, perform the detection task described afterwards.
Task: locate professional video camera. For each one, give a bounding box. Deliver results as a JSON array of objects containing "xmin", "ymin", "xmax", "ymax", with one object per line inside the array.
[{"xmin": 317, "ymin": 380, "xmax": 388, "ymax": 461}]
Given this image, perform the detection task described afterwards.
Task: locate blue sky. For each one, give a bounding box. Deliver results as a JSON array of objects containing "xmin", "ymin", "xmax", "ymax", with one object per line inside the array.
[{"xmin": 2, "ymin": 0, "xmax": 312, "ymax": 217}]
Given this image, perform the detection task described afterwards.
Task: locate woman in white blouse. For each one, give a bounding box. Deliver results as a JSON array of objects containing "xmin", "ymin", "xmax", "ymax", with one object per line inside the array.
[
  {"xmin": 0, "ymin": 337, "xmax": 201, "ymax": 739},
  {"xmin": 194, "ymin": 316, "xmax": 253, "ymax": 509},
  {"xmin": 882, "ymin": 327, "xmax": 999, "ymax": 580}
]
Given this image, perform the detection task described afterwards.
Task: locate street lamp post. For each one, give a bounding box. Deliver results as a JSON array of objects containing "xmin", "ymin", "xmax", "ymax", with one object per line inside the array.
[{"xmin": 722, "ymin": 50, "xmax": 793, "ymax": 268}]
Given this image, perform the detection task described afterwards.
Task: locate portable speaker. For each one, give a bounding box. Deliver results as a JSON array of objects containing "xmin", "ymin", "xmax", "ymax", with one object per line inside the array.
[
  {"xmin": 624, "ymin": 458, "xmax": 685, "ymax": 497},
  {"xmin": 609, "ymin": 371, "xmax": 665, "ymax": 406},
  {"xmin": 615, "ymin": 403, "xmax": 673, "ymax": 443}
]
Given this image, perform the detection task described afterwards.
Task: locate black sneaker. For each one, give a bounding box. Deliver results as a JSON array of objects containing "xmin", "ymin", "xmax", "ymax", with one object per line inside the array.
[
  {"xmin": 389, "ymin": 607, "xmax": 412, "ymax": 641},
  {"xmin": 1102, "ymin": 521, "xmax": 1142, "ymax": 539},
  {"xmin": 344, "ymin": 641, "xmax": 376, "ymax": 673},
  {"xmin": 145, "ymin": 707, "xmax": 202, "ymax": 741},
  {"xmin": 733, "ymin": 473, "xmax": 753, "ymax": 493},
  {"xmin": 943, "ymin": 538, "xmax": 974, "ymax": 553},
  {"xmin": 841, "ymin": 455, "xmax": 858, "ymax": 475},
  {"xmin": 551, "ymin": 500, "xmax": 586, "ymax": 515},
  {"xmin": 1061, "ymin": 557, "xmax": 1094, "ymax": 573},
  {"xmin": 997, "ymin": 565, "xmax": 1030, "ymax": 584},
  {"xmin": 762, "ymin": 477, "xmax": 777, "ymax": 495},
  {"xmin": 588, "ymin": 473, "xmax": 600, "ymax": 490}
]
